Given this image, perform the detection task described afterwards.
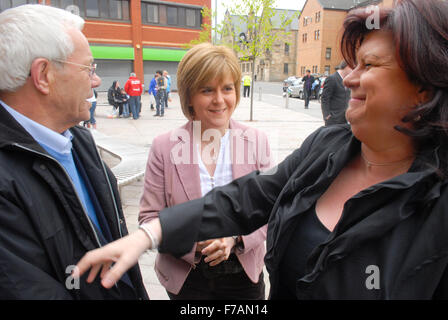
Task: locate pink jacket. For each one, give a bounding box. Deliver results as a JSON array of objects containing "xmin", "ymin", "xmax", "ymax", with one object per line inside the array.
[{"xmin": 139, "ymin": 119, "xmax": 272, "ymax": 294}]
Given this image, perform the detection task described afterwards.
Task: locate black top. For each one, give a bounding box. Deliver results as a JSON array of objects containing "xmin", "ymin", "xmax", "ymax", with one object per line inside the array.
[
  {"xmin": 278, "ymin": 205, "xmax": 330, "ymax": 299},
  {"xmin": 159, "ymin": 125, "xmax": 448, "ymax": 299}
]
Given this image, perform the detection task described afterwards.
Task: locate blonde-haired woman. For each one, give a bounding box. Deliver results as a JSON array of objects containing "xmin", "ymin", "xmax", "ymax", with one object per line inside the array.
[{"xmin": 138, "ymin": 43, "xmax": 271, "ymax": 299}]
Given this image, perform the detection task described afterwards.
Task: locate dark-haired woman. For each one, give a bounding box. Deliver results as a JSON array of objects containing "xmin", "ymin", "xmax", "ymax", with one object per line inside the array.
[{"xmin": 76, "ymin": 0, "xmax": 448, "ymax": 299}]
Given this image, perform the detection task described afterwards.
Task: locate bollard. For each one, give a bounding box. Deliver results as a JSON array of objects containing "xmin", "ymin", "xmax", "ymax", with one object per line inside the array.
[
  {"xmin": 258, "ymin": 87, "xmax": 262, "ymax": 101},
  {"xmin": 285, "ymin": 91, "xmax": 289, "ymax": 108}
]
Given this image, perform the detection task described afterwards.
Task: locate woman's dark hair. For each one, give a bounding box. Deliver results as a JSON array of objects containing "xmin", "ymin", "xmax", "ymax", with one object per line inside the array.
[{"xmin": 341, "ymin": 0, "xmax": 448, "ymax": 177}]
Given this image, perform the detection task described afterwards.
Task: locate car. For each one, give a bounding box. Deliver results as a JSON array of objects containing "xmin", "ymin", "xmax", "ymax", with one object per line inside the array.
[
  {"xmin": 287, "ymin": 76, "xmax": 327, "ymax": 100},
  {"xmin": 317, "ymin": 77, "xmax": 327, "ymax": 102},
  {"xmin": 287, "ymin": 79, "xmax": 304, "ymax": 99},
  {"xmin": 282, "ymin": 76, "xmax": 298, "ymax": 93}
]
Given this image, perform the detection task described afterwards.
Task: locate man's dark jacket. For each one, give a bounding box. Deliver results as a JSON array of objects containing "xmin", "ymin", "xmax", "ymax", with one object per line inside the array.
[
  {"xmin": 321, "ymin": 72, "xmax": 350, "ymax": 125},
  {"xmin": 0, "ymin": 106, "xmax": 148, "ymax": 300},
  {"xmin": 158, "ymin": 125, "xmax": 448, "ymax": 299}
]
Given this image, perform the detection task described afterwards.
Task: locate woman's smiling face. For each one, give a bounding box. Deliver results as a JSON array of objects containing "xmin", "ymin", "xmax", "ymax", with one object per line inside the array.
[
  {"xmin": 190, "ymin": 74, "xmax": 237, "ymax": 134},
  {"xmin": 343, "ymin": 30, "xmax": 424, "ymax": 143}
]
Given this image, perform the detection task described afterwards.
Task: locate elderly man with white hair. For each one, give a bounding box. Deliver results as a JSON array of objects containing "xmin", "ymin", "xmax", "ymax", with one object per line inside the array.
[{"xmin": 0, "ymin": 4, "xmax": 148, "ymax": 300}]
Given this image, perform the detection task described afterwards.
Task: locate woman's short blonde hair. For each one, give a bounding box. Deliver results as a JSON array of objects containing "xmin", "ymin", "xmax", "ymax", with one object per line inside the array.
[{"xmin": 177, "ymin": 43, "xmax": 242, "ymax": 120}]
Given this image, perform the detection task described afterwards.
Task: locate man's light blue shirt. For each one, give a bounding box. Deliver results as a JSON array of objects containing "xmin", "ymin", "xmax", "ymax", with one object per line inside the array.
[{"xmin": 0, "ymin": 100, "xmax": 102, "ymax": 233}]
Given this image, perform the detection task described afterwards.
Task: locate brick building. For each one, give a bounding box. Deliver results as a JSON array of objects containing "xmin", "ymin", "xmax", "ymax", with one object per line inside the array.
[
  {"xmin": 0, "ymin": 0, "xmax": 211, "ymax": 91},
  {"xmin": 297, "ymin": 0, "xmax": 395, "ymax": 77}
]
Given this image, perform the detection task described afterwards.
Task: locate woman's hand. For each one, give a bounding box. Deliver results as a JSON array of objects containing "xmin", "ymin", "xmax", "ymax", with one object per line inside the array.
[
  {"xmin": 199, "ymin": 237, "xmax": 235, "ymax": 267},
  {"xmin": 74, "ymin": 219, "xmax": 162, "ymax": 288},
  {"xmin": 73, "ymin": 229, "xmax": 150, "ymax": 288}
]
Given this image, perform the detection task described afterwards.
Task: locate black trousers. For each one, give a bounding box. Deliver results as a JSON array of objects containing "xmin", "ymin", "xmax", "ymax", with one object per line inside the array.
[
  {"xmin": 243, "ymin": 86, "xmax": 250, "ymax": 97},
  {"xmin": 167, "ymin": 258, "xmax": 265, "ymax": 300},
  {"xmin": 118, "ymin": 103, "xmax": 123, "ymax": 116},
  {"xmin": 304, "ymin": 88, "xmax": 312, "ymax": 107}
]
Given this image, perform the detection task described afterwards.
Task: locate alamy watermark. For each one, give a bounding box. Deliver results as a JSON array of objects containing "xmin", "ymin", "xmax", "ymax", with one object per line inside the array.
[
  {"xmin": 65, "ymin": 265, "xmax": 80, "ymax": 290},
  {"xmin": 366, "ymin": 5, "xmax": 381, "ymax": 30},
  {"xmin": 365, "ymin": 265, "xmax": 380, "ymax": 290},
  {"xmin": 168, "ymin": 121, "xmax": 278, "ymax": 175}
]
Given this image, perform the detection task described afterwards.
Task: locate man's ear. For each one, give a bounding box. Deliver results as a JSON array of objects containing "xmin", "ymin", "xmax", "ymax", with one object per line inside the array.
[{"xmin": 29, "ymin": 58, "xmax": 52, "ymax": 95}]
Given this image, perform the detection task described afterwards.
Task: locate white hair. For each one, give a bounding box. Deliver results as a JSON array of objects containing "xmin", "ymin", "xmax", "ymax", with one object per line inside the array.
[{"xmin": 0, "ymin": 4, "xmax": 85, "ymax": 92}]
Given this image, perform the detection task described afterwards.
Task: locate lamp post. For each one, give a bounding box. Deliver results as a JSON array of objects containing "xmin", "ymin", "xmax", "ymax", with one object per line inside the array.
[
  {"xmin": 238, "ymin": 31, "xmax": 256, "ymax": 121},
  {"xmin": 214, "ymin": 0, "xmax": 218, "ymax": 44}
]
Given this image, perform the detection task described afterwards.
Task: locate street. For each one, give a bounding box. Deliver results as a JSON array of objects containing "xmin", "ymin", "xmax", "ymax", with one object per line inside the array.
[{"xmin": 249, "ymin": 81, "xmax": 325, "ymax": 120}]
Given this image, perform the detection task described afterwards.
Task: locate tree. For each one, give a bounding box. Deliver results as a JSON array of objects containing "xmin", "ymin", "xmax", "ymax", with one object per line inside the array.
[
  {"xmin": 220, "ymin": 0, "xmax": 298, "ymax": 120},
  {"xmin": 184, "ymin": 0, "xmax": 298, "ymax": 121}
]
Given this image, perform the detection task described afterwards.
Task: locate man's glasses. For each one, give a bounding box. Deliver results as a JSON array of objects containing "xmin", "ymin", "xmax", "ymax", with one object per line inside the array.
[{"xmin": 53, "ymin": 59, "xmax": 97, "ymax": 77}]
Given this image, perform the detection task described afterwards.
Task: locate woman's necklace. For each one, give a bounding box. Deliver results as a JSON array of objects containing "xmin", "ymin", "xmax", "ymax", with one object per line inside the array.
[{"xmin": 361, "ymin": 152, "xmax": 414, "ymax": 169}]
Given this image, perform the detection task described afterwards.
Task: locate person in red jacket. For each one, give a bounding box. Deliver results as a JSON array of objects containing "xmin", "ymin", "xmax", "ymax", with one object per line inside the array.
[{"xmin": 124, "ymin": 72, "xmax": 143, "ymax": 120}]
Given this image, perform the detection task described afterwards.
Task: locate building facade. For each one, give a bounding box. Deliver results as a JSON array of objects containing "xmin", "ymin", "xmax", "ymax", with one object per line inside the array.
[
  {"xmin": 0, "ymin": 0, "xmax": 211, "ymax": 91},
  {"xmin": 297, "ymin": 0, "xmax": 395, "ymax": 77}
]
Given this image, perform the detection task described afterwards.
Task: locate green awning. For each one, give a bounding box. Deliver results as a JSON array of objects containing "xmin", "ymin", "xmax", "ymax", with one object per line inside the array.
[
  {"xmin": 143, "ymin": 48, "xmax": 187, "ymax": 61},
  {"xmin": 91, "ymin": 46, "xmax": 134, "ymax": 60},
  {"xmin": 90, "ymin": 45, "xmax": 187, "ymax": 62}
]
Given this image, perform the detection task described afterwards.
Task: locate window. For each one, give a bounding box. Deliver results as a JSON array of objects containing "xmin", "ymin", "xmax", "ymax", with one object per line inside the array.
[
  {"xmin": 50, "ymin": 0, "xmax": 130, "ymax": 21},
  {"xmin": 315, "ymin": 11, "xmax": 321, "ymax": 23},
  {"xmin": 99, "ymin": 0, "xmax": 109, "ymax": 18},
  {"xmin": 159, "ymin": 5, "xmax": 167, "ymax": 25},
  {"xmin": 303, "ymin": 16, "xmax": 311, "ymax": 26},
  {"xmin": 109, "ymin": 0, "xmax": 121, "ymax": 19},
  {"xmin": 301, "ymin": 66, "xmax": 306, "ymax": 75},
  {"xmin": 12, "ymin": 0, "xmax": 29, "ymax": 6},
  {"xmin": 325, "ymin": 65, "xmax": 331, "ymax": 75},
  {"xmin": 285, "ymin": 43, "xmax": 290, "ymax": 55},
  {"xmin": 1, "ymin": 0, "xmax": 37, "ymax": 12},
  {"xmin": 86, "ymin": 0, "xmax": 99, "ymax": 17},
  {"xmin": 147, "ymin": 4, "xmax": 158, "ymax": 23},
  {"xmin": 284, "ymin": 63, "xmax": 289, "ymax": 74},
  {"xmin": 186, "ymin": 8, "xmax": 196, "ymax": 27},
  {"xmin": 302, "ymin": 33, "xmax": 307, "ymax": 43},
  {"xmin": 167, "ymin": 6, "xmax": 177, "ymax": 25},
  {"xmin": 314, "ymin": 29, "xmax": 320, "ymax": 40},
  {"xmin": 326, "ymin": 48, "xmax": 331, "ymax": 60},
  {"xmin": 142, "ymin": 2, "xmax": 201, "ymax": 29}
]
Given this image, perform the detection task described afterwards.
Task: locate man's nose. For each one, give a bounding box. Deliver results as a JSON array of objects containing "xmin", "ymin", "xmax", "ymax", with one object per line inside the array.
[{"xmin": 91, "ymin": 73, "xmax": 102, "ymax": 88}]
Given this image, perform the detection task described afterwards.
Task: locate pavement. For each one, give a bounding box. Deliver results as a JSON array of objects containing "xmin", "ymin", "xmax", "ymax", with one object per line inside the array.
[{"xmin": 92, "ymin": 90, "xmax": 324, "ymax": 299}]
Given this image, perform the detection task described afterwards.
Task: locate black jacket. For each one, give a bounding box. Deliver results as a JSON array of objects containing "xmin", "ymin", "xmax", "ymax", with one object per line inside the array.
[
  {"xmin": 321, "ymin": 72, "xmax": 350, "ymax": 125},
  {"xmin": 0, "ymin": 105, "xmax": 148, "ymax": 300},
  {"xmin": 159, "ymin": 125, "xmax": 448, "ymax": 299},
  {"xmin": 107, "ymin": 81, "xmax": 122, "ymax": 105}
]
